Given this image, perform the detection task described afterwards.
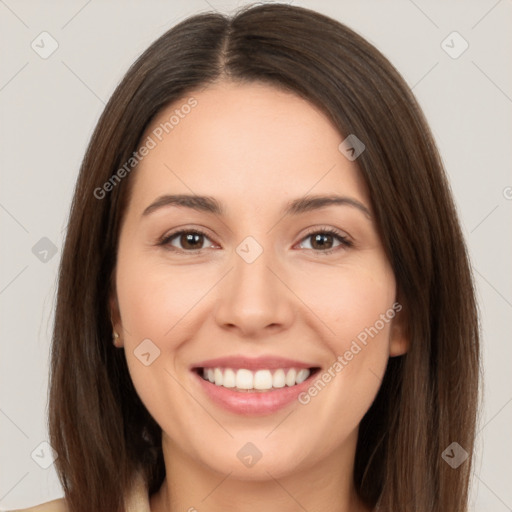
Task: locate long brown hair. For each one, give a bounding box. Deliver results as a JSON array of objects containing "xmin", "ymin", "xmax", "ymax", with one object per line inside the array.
[{"xmin": 49, "ymin": 3, "xmax": 480, "ymax": 511}]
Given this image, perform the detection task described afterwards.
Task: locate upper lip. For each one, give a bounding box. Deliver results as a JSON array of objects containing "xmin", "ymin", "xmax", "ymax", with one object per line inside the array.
[{"xmin": 191, "ymin": 356, "xmax": 317, "ymax": 371}]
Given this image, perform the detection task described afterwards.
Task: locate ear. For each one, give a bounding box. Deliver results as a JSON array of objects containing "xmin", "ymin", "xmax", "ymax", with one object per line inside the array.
[{"xmin": 388, "ymin": 300, "xmax": 409, "ymax": 357}]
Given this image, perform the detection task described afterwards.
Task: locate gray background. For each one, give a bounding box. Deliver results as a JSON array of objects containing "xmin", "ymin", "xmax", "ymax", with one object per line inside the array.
[{"xmin": 0, "ymin": 0, "xmax": 511, "ymax": 509}]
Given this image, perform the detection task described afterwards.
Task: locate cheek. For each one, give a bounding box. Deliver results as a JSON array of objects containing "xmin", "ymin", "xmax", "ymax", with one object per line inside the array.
[
  {"xmin": 293, "ymin": 257, "xmax": 396, "ymax": 348},
  {"xmin": 115, "ymin": 255, "xmax": 204, "ymax": 445},
  {"xmin": 113, "ymin": 250, "xmax": 199, "ymax": 400},
  {"xmin": 292, "ymin": 260, "xmax": 395, "ymax": 423},
  {"xmin": 115, "ymin": 251, "xmax": 211, "ymax": 343},
  {"xmin": 114, "ymin": 249, "xmax": 231, "ymax": 436}
]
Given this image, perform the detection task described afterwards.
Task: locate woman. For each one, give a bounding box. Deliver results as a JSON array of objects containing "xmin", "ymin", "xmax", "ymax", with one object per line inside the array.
[{"xmin": 14, "ymin": 3, "xmax": 480, "ymax": 511}]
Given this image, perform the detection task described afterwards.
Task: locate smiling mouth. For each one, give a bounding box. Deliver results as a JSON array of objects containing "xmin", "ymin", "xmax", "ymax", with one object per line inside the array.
[{"xmin": 194, "ymin": 366, "xmax": 321, "ymax": 392}]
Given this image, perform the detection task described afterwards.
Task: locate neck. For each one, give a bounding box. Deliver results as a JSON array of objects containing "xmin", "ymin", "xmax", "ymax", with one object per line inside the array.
[{"xmin": 150, "ymin": 430, "xmax": 371, "ymax": 512}]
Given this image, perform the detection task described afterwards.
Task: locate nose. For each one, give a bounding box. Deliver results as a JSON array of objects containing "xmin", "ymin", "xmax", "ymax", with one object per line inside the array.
[{"xmin": 213, "ymin": 243, "xmax": 295, "ymax": 337}]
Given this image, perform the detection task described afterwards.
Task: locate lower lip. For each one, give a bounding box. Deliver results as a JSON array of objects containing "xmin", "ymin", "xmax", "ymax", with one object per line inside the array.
[{"xmin": 192, "ymin": 370, "xmax": 316, "ymax": 415}]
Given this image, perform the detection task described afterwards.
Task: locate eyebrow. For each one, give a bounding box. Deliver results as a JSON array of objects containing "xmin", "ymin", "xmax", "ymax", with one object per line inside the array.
[{"xmin": 141, "ymin": 193, "xmax": 371, "ymax": 218}]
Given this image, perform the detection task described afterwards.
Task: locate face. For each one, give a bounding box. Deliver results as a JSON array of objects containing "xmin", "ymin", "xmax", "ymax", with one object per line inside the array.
[{"xmin": 111, "ymin": 80, "xmax": 407, "ymax": 481}]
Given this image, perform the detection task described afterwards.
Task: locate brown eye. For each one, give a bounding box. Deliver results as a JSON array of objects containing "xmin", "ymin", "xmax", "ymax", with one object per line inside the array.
[
  {"xmin": 159, "ymin": 230, "xmax": 214, "ymax": 252},
  {"xmin": 309, "ymin": 233, "xmax": 335, "ymax": 250},
  {"xmin": 298, "ymin": 228, "xmax": 352, "ymax": 255}
]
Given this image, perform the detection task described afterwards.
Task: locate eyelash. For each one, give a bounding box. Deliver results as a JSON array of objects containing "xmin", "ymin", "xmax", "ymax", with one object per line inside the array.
[{"xmin": 157, "ymin": 226, "xmax": 353, "ymax": 256}]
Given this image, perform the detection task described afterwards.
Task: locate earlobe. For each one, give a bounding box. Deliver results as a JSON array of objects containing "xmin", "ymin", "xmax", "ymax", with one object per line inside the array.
[
  {"xmin": 389, "ymin": 306, "xmax": 410, "ymax": 357},
  {"xmin": 389, "ymin": 333, "xmax": 409, "ymax": 357}
]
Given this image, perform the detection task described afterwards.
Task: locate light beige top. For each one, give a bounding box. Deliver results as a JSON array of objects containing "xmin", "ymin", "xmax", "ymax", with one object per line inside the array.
[{"xmin": 9, "ymin": 471, "xmax": 151, "ymax": 512}]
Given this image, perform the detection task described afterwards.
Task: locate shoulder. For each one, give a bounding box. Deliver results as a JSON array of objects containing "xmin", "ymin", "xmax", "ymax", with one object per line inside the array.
[{"xmin": 8, "ymin": 497, "xmax": 68, "ymax": 512}]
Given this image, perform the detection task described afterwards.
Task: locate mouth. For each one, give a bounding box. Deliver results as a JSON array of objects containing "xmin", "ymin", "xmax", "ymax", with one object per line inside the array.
[
  {"xmin": 190, "ymin": 357, "xmax": 321, "ymax": 415},
  {"xmin": 193, "ymin": 366, "xmax": 321, "ymax": 392}
]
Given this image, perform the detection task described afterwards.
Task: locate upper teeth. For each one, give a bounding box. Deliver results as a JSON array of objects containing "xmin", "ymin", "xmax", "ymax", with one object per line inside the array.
[{"xmin": 202, "ymin": 367, "xmax": 311, "ymax": 390}]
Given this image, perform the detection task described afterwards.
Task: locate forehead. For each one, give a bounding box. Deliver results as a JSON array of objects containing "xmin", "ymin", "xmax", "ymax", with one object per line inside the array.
[{"xmin": 126, "ymin": 80, "xmax": 369, "ymax": 216}]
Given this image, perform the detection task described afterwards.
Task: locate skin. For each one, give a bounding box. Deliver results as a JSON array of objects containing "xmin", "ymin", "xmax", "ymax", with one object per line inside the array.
[{"xmin": 110, "ymin": 80, "xmax": 408, "ymax": 512}]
